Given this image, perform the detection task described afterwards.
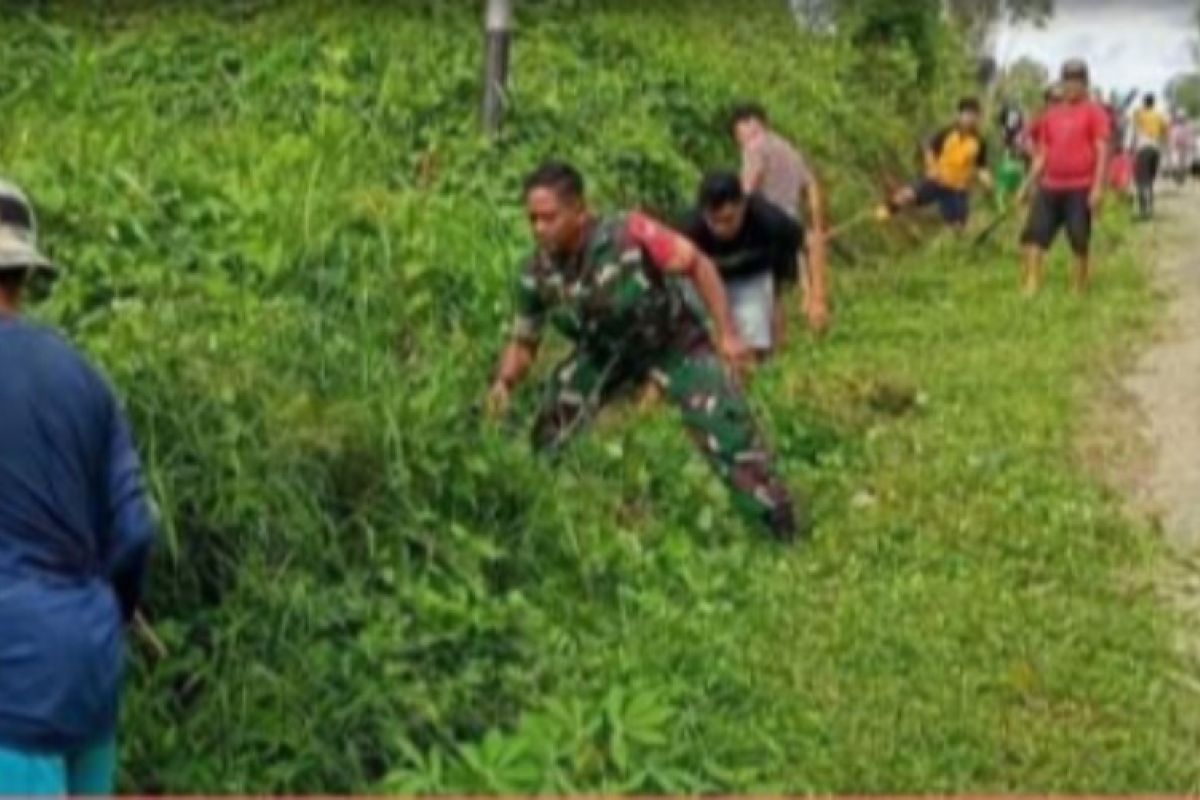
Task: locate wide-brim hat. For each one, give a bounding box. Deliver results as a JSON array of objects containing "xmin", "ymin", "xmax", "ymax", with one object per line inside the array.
[{"xmin": 0, "ymin": 179, "xmax": 57, "ymax": 277}]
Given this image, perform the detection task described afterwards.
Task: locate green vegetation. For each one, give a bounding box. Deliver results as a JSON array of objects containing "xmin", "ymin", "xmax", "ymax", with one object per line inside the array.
[
  {"xmin": 996, "ymin": 56, "xmax": 1052, "ymax": 110},
  {"xmin": 1168, "ymin": 71, "xmax": 1200, "ymax": 117},
  {"xmin": 1, "ymin": 0, "xmax": 1198, "ymax": 793}
]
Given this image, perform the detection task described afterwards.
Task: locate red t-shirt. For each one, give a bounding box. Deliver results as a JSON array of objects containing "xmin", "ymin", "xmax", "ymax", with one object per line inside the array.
[{"xmin": 1030, "ymin": 101, "xmax": 1112, "ymax": 191}]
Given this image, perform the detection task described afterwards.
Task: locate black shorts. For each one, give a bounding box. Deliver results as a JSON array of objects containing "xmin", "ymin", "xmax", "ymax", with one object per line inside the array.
[
  {"xmin": 911, "ymin": 179, "xmax": 970, "ymax": 225},
  {"xmin": 1135, "ymin": 147, "xmax": 1161, "ymax": 186},
  {"xmin": 1021, "ymin": 188, "xmax": 1091, "ymax": 256}
]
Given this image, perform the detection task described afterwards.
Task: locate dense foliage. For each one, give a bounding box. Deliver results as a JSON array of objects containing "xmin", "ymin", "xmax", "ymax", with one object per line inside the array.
[{"xmin": 1, "ymin": 0, "xmax": 1198, "ymax": 793}]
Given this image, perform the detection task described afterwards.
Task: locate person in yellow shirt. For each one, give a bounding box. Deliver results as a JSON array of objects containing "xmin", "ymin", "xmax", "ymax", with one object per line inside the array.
[
  {"xmin": 1131, "ymin": 93, "xmax": 1168, "ymax": 218},
  {"xmin": 877, "ymin": 97, "xmax": 994, "ymax": 230}
]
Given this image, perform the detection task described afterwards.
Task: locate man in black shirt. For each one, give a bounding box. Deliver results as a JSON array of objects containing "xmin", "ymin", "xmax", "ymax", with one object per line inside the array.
[{"xmin": 681, "ymin": 171, "xmax": 804, "ymax": 359}]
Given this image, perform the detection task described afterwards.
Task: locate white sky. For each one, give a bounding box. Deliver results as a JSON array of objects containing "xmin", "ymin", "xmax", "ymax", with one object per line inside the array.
[{"xmin": 993, "ymin": 0, "xmax": 1197, "ymax": 96}]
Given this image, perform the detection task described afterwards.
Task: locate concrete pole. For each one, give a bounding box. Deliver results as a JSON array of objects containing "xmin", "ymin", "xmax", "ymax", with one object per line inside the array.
[{"xmin": 482, "ymin": 0, "xmax": 513, "ymax": 136}]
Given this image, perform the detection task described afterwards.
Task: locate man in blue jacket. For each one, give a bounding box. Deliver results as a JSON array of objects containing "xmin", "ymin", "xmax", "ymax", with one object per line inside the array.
[{"xmin": 0, "ymin": 180, "xmax": 156, "ymax": 794}]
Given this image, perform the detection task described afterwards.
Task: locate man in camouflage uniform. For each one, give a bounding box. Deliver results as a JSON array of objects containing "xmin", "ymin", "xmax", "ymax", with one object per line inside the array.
[{"xmin": 487, "ymin": 161, "xmax": 803, "ymax": 540}]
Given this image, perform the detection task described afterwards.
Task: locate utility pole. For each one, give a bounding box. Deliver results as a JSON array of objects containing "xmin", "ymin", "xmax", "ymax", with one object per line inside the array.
[{"xmin": 482, "ymin": 0, "xmax": 513, "ymax": 136}]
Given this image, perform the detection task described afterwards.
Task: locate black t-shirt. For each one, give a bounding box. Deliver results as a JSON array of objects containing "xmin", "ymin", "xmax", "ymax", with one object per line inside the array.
[
  {"xmin": 999, "ymin": 106, "xmax": 1024, "ymax": 139},
  {"xmin": 680, "ymin": 194, "xmax": 804, "ymax": 285}
]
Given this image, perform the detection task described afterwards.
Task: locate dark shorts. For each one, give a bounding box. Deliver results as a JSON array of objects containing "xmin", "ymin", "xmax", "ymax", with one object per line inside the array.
[
  {"xmin": 911, "ymin": 179, "xmax": 970, "ymax": 225},
  {"xmin": 1021, "ymin": 188, "xmax": 1091, "ymax": 256},
  {"xmin": 1135, "ymin": 147, "xmax": 1161, "ymax": 186}
]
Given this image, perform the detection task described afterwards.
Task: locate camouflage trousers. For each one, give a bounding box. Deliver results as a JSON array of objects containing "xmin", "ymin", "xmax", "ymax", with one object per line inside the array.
[{"xmin": 531, "ymin": 344, "xmax": 799, "ymax": 539}]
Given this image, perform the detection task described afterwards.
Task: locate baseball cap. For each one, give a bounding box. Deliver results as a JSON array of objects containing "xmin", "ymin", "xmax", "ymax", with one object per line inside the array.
[
  {"xmin": 0, "ymin": 180, "xmax": 56, "ymax": 277},
  {"xmin": 1061, "ymin": 59, "xmax": 1089, "ymax": 82}
]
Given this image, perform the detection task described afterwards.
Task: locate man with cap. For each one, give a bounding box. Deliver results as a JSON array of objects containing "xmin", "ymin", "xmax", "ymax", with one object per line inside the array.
[
  {"xmin": 0, "ymin": 179, "xmax": 156, "ymax": 794},
  {"xmin": 1020, "ymin": 59, "xmax": 1111, "ymax": 295}
]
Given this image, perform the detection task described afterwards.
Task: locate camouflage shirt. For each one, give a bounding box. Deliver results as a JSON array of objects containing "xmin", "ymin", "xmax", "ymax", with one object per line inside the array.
[{"xmin": 511, "ymin": 212, "xmax": 706, "ymax": 358}]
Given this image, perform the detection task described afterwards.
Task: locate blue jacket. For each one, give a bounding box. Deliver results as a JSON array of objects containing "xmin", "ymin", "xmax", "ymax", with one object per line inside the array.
[{"xmin": 0, "ymin": 316, "xmax": 155, "ymax": 753}]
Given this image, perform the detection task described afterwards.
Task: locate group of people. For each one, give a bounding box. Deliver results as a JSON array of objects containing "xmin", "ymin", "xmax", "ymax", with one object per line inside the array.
[
  {"xmin": 484, "ymin": 103, "xmax": 826, "ymax": 545},
  {"xmin": 1125, "ymin": 92, "xmax": 1195, "ymax": 219},
  {"xmin": 879, "ymin": 58, "xmax": 1165, "ymax": 294},
  {"xmin": 0, "ymin": 51, "xmax": 1175, "ymax": 794},
  {"xmin": 0, "ymin": 76, "xmax": 833, "ymax": 797},
  {"xmin": 483, "ymin": 56, "xmax": 1140, "ymax": 555},
  {"xmin": 998, "ymin": 84, "xmax": 1195, "ymax": 223}
]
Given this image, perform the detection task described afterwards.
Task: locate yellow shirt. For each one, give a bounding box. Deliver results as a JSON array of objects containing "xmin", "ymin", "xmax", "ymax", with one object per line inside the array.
[
  {"xmin": 1133, "ymin": 108, "xmax": 1168, "ymax": 147},
  {"xmin": 926, "ymin": 126, "xmax": 987, "ymax": 190}
]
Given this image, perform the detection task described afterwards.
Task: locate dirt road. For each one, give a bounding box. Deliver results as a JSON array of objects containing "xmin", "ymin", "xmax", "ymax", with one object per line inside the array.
[{"xmin": 1122, "ymin": 187, "xmax": 1200, "ymax": 548}]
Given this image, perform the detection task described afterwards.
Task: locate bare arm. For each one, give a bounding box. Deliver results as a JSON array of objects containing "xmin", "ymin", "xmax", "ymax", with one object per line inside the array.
[
  {"xmin": 805, "ymin": 243, "xmax": 829, "ymax": 319},
  {"xmin": 975, "ymin": 138, "xmax": 994, "ymax": 191},
  {"xmin": 687, "ymin": 249, "xmax": 740, "ymax": 345},
  {"xmin": 922, "ymin": 144, "xmax": 939, "ymax": 177},
  {"xmin": 805, "ymin": 179, "xmax": 826, "ymax": 233},
  {"xmin": 494, "ymin": 339, "xmax": 537, "ymax": 391},
  {"xmin": 1019, "ymin": 150, "xmax": 1047, "ymax": 201},
  {"xmin": 803, "ymin": 179, "xmax": 829, "ymax": 328},
  {"xmin": 487, "ymin": 265, "xmax": 545, "ymax": 415},
  {"xmin": 486, "ymin": 339, "xmax": 536, "ymax": 415},
  {"xmin": 642, "ymin": 224, "xmax": 739, "ymax": 343},
  {"xmin": 1091, "ymin": 137, "xmax": 1110, "ymax": 206},
  {"xmin": 741, "ymin": 145, "xmax": 765, "ymax": 195},
  {"xmin": 626, "ymin": 212, "xmax": 748, "ymax": 365}
]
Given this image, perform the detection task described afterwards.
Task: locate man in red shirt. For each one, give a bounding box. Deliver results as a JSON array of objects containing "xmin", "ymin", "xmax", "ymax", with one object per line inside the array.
[{"xmin": 1020, "ymin": 59, "xmax": 1111, "ymax": 295}]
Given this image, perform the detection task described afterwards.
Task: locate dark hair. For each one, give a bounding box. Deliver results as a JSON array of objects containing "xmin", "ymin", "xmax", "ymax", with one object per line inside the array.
[
  {"xmin": 697, "ymin": 170, "xmax": 744, "ymax": 210},
  {"xmin": 958, "ymin": 97, "xmax": 981, "ymax": 114},
  {"xmin": 1061, "ymin": 58, "xmax": 1089, "ymax": 82},
  {"xmin": 0, "ymin": 268, "xmax": 28, "ymax": 296},
  {"xmin": 1144, "ymin": 93, "xmax": 1156, "ymax": 107},
  {"xmin": 729, "ymin": 101, "xmax": 767, "ymax": 133},
  {"xmin": 0, "ymin": 195, "xmax": 33, "ymax": 231},
  {"xmin": 522, "ymin": 160, "xmax": 585, "ymax": 202}
]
